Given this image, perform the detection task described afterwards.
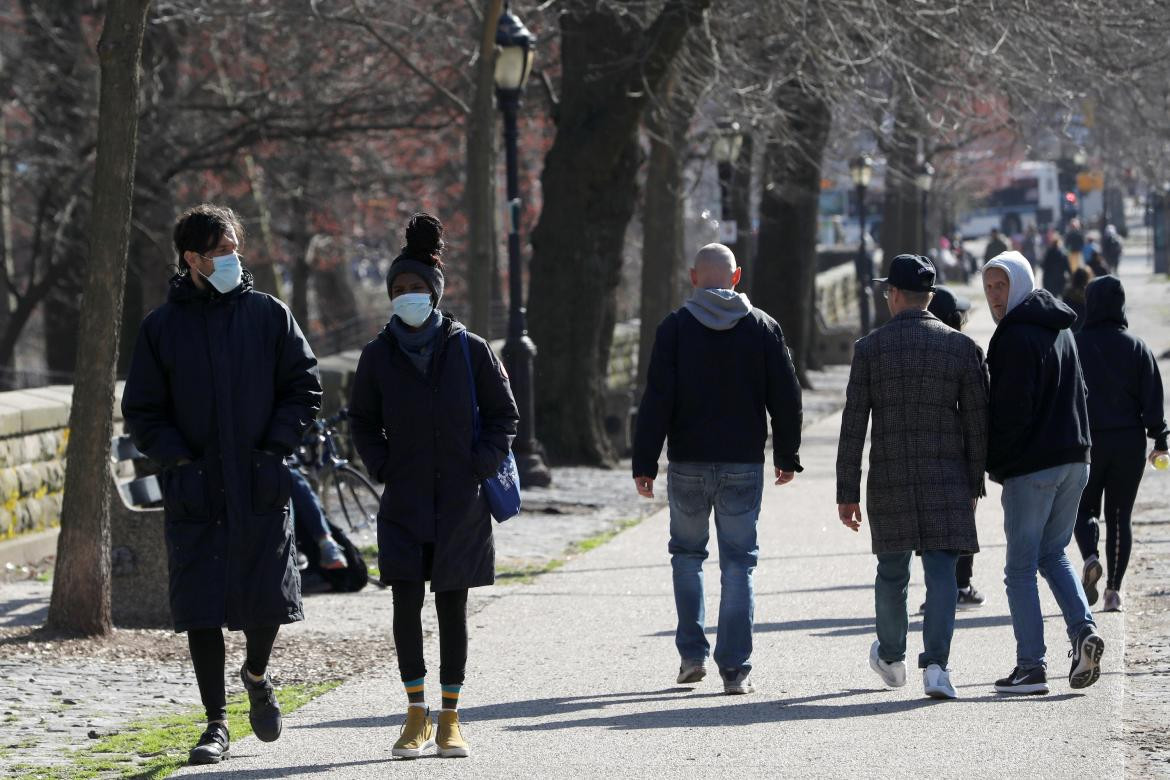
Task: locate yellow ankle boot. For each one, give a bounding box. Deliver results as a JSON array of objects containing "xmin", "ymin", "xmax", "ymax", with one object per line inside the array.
[
  {"xmin": 437, "ymin": 709, "xmax": 469, "ymax": 758},
  {"xmin": 392, "ymin": 706, "xmax": 434, "ymax": 758}
]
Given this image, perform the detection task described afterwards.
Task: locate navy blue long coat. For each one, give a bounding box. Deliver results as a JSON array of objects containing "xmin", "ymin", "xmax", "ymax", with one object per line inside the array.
[
  {"xmin": 348, "ymin": 315, "xmax": 518, "ymax": 591},
  {"xmin": 122, "ymin": 271, "xmax": 322, "ymax": 632}
]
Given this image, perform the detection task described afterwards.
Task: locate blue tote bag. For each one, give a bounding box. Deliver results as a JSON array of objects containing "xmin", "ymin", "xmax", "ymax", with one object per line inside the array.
[{"xmin": 458, "ymin": 332, "xmax": 522, "ymax": 522}]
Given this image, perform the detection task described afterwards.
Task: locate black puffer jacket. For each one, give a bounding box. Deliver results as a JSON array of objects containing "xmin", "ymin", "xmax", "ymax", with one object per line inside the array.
[
  {"xmin": 1075, "ymin": 276, "xmax": 1169, "ymax": 450},
  {"xmin": 122, "ymin": 271, "xmax": 322, "ymax": 632},
  {"xmin": 987, "ymin": 289, "xmax": 1091, "ymax": 483},
  {"xmin": 348, "ymin": 314, "xmax": 518, "ymax": 591}
]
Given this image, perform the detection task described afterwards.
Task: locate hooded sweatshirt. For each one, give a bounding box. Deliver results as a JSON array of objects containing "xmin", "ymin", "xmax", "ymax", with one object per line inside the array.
[
  {"xmin": 632, "ymin": 294, "xmax": 803, "ymax": 479},
  {"xmin": 1075, "ymin": 276, "xmax": 1169, "ymax": 450},
  {"xmin": 983, "ymin": 251, "xmax": 1036, "ymax": 318},
  {"xmin": 986, "ymin": 285, "xmax": 1091, "ymax": 483},
  {"xmin": 684, "ymin": 288, "xmax": 753, "ymax": 331}
]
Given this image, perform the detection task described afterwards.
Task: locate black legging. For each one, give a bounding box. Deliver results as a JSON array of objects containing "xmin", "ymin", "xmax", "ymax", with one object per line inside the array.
[
  {"xmin": 1074, "ymin": 428, "xmax": 1147, "ymax": 590},
  {"xmin": 188, "ymin": 625, "xmax": 280, "ymax": 722},
  {"xmin": 390, "ymin": 580, "xmax": 468, "ymax": 686},
  {"xmin": 956, "ymin": 554, "xmax": 974, "ymax": 589}
]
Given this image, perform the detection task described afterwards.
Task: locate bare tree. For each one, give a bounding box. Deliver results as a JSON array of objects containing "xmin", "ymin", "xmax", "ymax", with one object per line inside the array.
[
  {"xmin": 48, "ymin": 0, "xmax": 152, "ymax": 636},
  {"xmin": 527, "ymin": 0, "xmax": 712, "ymax": 465}
]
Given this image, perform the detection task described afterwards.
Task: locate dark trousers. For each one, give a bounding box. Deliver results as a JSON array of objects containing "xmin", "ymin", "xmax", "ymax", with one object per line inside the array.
[
  {"xmin": 390, "ymin": 580, "xmax": 468, "ymax": 686},
  {"xmin": 1073, "ymin": 428, "xmax": 1147, "ymax": 590},
  {"xmin": 187, "ymin": 625, "xmax": 280, "ymax": 722}
]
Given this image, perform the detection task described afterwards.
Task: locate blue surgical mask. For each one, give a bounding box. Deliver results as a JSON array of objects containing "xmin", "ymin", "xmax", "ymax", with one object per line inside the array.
[
  {"xmin": 200, "ymin": 252, "xmax": 243, "ymax": 294},
  {"xmin": 392, "ymin": 292, "xmax": 434, "ymax": 327}
]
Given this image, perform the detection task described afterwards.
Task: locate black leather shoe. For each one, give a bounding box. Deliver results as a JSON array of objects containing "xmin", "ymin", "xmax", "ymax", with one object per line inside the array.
[
  {"xmin": 240, "ymin": 663, "xmax": 282, "ymax": 742},
  {"xmin": 188, "ymin": 721, "xmax": 230, "ymax": 764}
]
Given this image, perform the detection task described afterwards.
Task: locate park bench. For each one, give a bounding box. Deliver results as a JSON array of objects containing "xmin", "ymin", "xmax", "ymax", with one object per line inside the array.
[{"xmin": 109, "ymin": 434, "xmax": 171, "ymax": 627}]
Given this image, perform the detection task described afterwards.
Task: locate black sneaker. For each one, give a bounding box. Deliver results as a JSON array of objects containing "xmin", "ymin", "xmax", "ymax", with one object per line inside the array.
[
  {"xmin": 994, "ymin": 666, "xmax": 1049, "ymax": 695},
  {"xmin": 240, "ymin": 663, "xmax": 282, "ymax": 742},
  {"xmin": 957, "ymin": 585, "xmax": 985, "ymax": 610},
  {"xmin": 1069, "ymin": 627, "xmax": 1106, "ymax": 690},
  {"xmin": 188, "ymin": 721, "xmax": 230, "ymax": 765},
  {"xmin": 1082, "ymin": 556, "xmax": 1103, "ymax": 606}
]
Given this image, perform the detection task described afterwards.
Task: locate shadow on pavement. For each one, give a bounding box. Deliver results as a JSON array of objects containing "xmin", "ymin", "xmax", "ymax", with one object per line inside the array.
[
  {"xmin": 181, "ymin": 758, "xmax": 392, "ymax": 778},
  {"xmin": 0, "ymin": 597, "xmax": 49, "ymax": 627},
  {"xmin": 646, "ymin": 612, "xmax": 1019, "ymax": 638}
]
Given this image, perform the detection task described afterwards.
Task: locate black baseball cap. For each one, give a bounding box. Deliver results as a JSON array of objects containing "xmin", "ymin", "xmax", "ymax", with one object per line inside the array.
[
  {"xmin": 928, "ymin": 285, "xmax": 971, "ymax": 322},
  {"xmin": 873, "ymin": 254, "xmax": 936, "ymax": 292}
]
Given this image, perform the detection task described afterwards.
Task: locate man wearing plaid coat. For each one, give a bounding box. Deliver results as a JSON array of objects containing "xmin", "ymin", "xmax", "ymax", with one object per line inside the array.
[{"xmin": 836, "ymin": 254, "xmax": 990, "ymax": 700}]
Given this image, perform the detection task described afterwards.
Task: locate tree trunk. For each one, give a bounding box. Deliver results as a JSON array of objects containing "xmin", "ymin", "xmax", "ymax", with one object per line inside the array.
[
  {"xmin": 48, "ymin": 0, "xmax": 151, "ymax": 636},
  {"xmin": 753, "ymin": 85, "xmax": 832, "ymax": 388},
  {"xmin": 637, "ymin": 69, "xmax": 694, "ymax": 396},
  {"xmin": 875, "ymin": 88, "xmax": 924, "ymax": 326},
  {"xmin": 289, "ymin": 158, "xmax": 314, "ymax": 328},
  {"xmin": 528, "ymin": 0, "xmax": 710, "ymax": 465},
  {"xmin": 465, "ymin": 0, "xmax": 502, "ymax": 338},
  {"xmin": 730, "ymin": 133, "xmax": 755, "ymax": 296}
]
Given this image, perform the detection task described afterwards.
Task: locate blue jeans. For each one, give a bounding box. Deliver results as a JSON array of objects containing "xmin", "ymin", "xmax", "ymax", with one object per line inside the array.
[
  {"xmin": 667, "ymin": 462, "xmax": 763, "ymax": 679},
  {"xmin": 874, "ymin": 550, "xmax": 959, "ymax": 669},
  {"xmin": 1002, "ymin": 462, "xmax": 1095, "ymax": 671},
  {"xmin": 289, "ymin": 466, "xmax": 330, "ymax": 541}
]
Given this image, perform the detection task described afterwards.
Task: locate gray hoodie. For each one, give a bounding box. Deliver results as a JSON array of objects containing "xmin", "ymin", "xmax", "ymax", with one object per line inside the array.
[
  {"xmin": 684, "ymin": 288, "xmax": 753, "ymax": 331},
  {"xmin": 983, "ymin": 250, "xmax": 1036, "ymax": 320}
]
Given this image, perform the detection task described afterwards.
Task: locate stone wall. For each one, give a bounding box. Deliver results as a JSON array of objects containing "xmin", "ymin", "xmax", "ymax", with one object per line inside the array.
[{"xmin": 0, "ymin": 386, "xmax": 115, "ymax": 541}]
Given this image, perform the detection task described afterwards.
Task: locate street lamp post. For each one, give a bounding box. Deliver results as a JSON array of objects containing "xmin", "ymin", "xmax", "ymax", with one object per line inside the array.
[
  {"xmin": 714, "ymin": 120, "xmax": 744, "ymax": 246},
  {"xmin": 495, "ymin": 4, "xmax": 551, "ymax": 487},
  {"xmin": 849, "ymin": 154, "xmax": 874, "ymax": 333},
  {"xmin": 916, "ymin": 161, "xmax": 934, "ymax": 258}
]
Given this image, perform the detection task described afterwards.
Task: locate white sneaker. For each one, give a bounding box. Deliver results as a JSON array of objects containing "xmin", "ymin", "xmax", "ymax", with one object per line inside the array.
[
  {"xmin": 923, "ymin": 664, "xmax": 957, "ymax": 699},
  {"xmin": 676, "ymin": 660, "xmax": 706, "ymax": 685},
  {"xmin": 869, "ymin": 641, "xmax": 906, "ymax": 688}
]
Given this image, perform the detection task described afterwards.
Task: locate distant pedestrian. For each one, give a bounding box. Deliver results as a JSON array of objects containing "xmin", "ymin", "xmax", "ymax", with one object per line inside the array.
[
  {"xmin": 1065, "ymin": 218, "xmax": 1085, "ymax": 271},
  {"xmin": 1062, "ymin": 266, "xmax": 1093, "ymax": 331},
  {"xmin": 348, "ymin": 213, "xmax": 519, "ymax": 759},
  {"xmin": 919, "ymin": 285, "xmax": 987, "ymax": 613},
  {"xmin": 1020, "ymin": 224, "xmax": 1039, "ymax": 270},
  {"xmin": 1041, "ymin": 232, "xmax": 1069, "ymax": 296},
  {"xmin": 837, "ymin": 255, "xmax": 988, "ymax": 701},
  {"xmin": 633, "ymin": 243, "xmax": 802, "ymax": 696},
  {"xmin": 983, "ymin": 228, "xmax": 1008, "ymax": 267},
  {"xmin": 982, "ymin": 250, "xmax": 1104, "ymax": 696},
  {"xmin": 1073, "ymin": 276, "xmax": 1169, "ymax": 613},
  {"xmin": 122, "ymin": 204, "xmax": 323, "ymax": 764},
  {"xmin": 1101, "ymin": 225, "xmax": 1124, "ymax": 273}
]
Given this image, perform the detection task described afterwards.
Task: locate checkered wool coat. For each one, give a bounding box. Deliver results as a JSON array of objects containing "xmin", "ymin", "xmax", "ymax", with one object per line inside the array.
[{"xmin": 835, "ymin": 309, "xmax": 989, "ymax": 554}]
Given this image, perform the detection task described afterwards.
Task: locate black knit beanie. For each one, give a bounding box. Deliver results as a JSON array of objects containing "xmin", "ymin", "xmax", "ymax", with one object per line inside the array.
[{"xmin": 386, "ymin": 213, "xmax": 445, "ymax": 305}]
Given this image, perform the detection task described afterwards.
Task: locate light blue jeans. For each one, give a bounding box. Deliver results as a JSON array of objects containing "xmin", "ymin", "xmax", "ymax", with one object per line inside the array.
[
  {"xmin": 1002, "ymin": 462, "xmax": 1095, "ymax": 671},
  {"xmin": 874, "ymin": 550, "xmax": 959, "ymax": 669},
  {"xmin": 667, "ymin": 462, "xmax": 763, "ymax": 680}
]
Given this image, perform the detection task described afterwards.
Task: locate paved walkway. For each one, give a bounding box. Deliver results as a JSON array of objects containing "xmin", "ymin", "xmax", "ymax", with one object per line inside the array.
[{"xmin": 175, "ymin": 275, "xmax": 1133, "ymax": 779}]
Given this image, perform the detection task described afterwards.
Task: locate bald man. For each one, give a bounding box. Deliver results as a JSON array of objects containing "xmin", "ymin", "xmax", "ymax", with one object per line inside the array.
[{"xmin": 632, "ymin": 243, "xmax": 803, "ymax": 695}]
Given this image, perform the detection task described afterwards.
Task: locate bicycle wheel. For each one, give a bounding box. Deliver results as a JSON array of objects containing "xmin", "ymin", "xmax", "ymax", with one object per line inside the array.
[{"xmin": 320, "ymin": 465, "xmax": 381, "ymax": 541}]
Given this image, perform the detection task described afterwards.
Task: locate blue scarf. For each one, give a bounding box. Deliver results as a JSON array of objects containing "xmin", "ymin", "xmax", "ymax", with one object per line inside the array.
[{"xmin": 388, "ymin": 310, "xmax": 443, "ymax": 375}]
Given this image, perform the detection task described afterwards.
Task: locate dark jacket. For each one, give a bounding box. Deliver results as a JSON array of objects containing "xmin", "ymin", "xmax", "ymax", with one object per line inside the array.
[
  {"xmin": 632, "ymin": 307, "xmax": 802, "ymax": 479},
  {"xmin": 836, "ymin": 310, "xmax": 988, "ymax": 554},
  {"xmin": 1075, "ymin": 276, "xmax": 1169, "ymax": 450},
  {"xmin": 1041, "ymin": 245, "xmax": 1068, "ymax": 296},
  {"xmin": 986, "ymin": 289, "xmax": 1091, "ymax": 483},
  {"xmin": 122, "ymin": 271, "xmax": 322, "ymax": 632},
  {"xmin": 348, "ymin": 314, "xmax": 519, "ymax": 591},
  {"xmin": 1065, "ymin": 228, "xmax": 1085, "ymax": 253}
]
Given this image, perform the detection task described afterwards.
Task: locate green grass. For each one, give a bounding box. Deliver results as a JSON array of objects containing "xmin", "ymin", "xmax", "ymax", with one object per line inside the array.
[
  {"xmin": 9, "ymin": 681, "xmax": 340, "ymax": 780},
  {"xmin": 495, "ymin": 516, "xmax": 643, "ymax": 586},
  {"xmin": 33, "ymin": 568, "xmax": 53, "ymax": 583}
]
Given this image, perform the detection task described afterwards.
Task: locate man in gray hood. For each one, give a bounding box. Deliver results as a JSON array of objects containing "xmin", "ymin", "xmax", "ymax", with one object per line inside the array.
[{"xmin": 633, "ymin": 243, "xmax": 803, "ymax": 695}]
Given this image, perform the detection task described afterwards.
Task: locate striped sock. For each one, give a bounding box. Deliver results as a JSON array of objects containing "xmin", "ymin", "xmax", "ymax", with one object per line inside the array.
[
  {"xmin": 441, "ymin": 684, "xmax": 461, "ymax": 711},
  {"xmin": 404, "ymin": 677, "xmax": 425, "ymax": 707}
]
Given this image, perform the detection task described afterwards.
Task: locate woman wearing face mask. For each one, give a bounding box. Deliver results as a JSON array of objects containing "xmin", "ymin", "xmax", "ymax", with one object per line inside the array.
[
  {"xmin": 348, "ymin": 213, "xmax": 519, "ymax": 760},
  {"xmin": 122, "ymin": 204, "xmax": 322, "ymax": 764}
]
